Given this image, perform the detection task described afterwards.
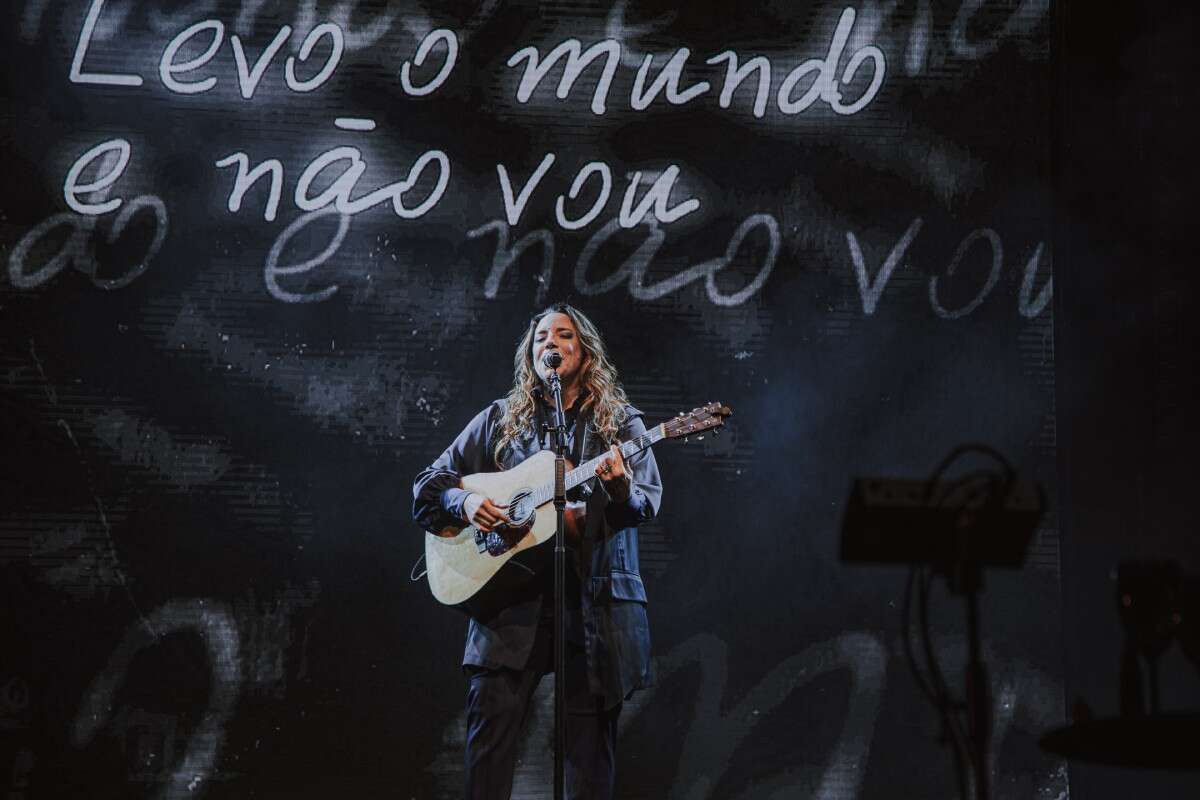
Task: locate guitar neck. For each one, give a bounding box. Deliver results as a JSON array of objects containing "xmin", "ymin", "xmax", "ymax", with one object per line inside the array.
[{"xmin": 530, "ymin": 424, "xmax": 665, "ymax": 507}]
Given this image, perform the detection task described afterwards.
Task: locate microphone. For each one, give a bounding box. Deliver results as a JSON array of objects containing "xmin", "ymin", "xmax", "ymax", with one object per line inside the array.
[{"xmin": 542, "ymin": 351, "xmax": 563, "ymax": 370}]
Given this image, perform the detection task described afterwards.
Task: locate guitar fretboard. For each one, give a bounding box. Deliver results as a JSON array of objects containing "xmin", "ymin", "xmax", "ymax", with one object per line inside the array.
[{"xmin": 528, "ymin": 424, "xmax": 665, "ymax": 507}]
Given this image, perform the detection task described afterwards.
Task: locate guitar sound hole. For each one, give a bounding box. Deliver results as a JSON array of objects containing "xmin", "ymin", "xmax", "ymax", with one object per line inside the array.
[
  {"xmin": 473, "ymin": 490, "xmax": 536, "ymax": 557},
  {"xmin": 507, "ymin": 490, "xmax": 535, "ymax": 528}
]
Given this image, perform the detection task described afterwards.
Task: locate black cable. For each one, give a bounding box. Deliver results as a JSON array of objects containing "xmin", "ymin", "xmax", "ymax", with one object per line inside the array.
[
  {"xmin": 903, "ymin": 564, "xmax": 939, "ymax": 705},
  {"xmin": 904, "ymin": 561, "xmax": 969, "ymax": 794},
  {"xmin": 920, "ymin": 565, "xmax": 973, "ymax": 800},
  {"xmin": 898, "ymin": 445, "xmax": 1018, "ymax": 798},
  {"xmin": 925, "ymin": 444, "xmax": 1015, "ymax": 501},
  {"xmin": 923, "ymin": 463, "xmax": 1012, "ymax": 800}
]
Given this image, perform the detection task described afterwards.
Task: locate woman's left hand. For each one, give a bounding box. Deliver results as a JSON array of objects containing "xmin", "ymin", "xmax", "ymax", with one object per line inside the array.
[{"xmin": 594, "ymin": 444, "xmax": 631, "ymax": 501}]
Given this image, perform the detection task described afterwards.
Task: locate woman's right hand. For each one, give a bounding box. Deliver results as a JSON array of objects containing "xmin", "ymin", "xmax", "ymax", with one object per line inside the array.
[{"xmin": 463, "ymin": 493, "xmax": 511, "ymax": 532}]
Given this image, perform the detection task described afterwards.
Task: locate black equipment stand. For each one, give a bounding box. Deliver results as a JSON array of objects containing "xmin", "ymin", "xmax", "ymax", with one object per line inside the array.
[
  {"xmin": 1039, "ymin": 560, "xmax": 1200, "ymax": 770},
  {"xmin": 841, "ymin": 460, "xmax": 1044, "ymax": 800},
  {"xmin": 950, "ymin": 546, "xmax": 992, "ymax": 800},
  {"xmin": 544, "ymin": 366, "xmax": 568, "ymax": 800}
]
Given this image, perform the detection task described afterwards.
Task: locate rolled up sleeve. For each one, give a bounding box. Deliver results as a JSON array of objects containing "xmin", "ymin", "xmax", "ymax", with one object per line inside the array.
[
  {"xmin": 603, "ymin": 413, "xmax": 662, "ymax": 530},
  {"xmin": 412, "ymin": 404, "xmax": 499, "ymax": 533}
]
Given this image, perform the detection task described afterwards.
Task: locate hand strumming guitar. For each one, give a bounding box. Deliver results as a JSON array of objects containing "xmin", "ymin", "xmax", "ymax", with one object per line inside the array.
[
  {"xmin": 463, "ymin": 493, "xmax": 511, "ymax": 532},
  {"xmin": 466, "ymin": 491, "xmax": 587, "ymax": 542}
]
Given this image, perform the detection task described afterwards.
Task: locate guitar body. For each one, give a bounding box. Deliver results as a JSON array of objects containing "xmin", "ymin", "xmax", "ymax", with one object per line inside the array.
[
  {"xmin": 421, "ymin": 402, "xmax": 730, "ymax": 615},
  {"xmin": 424, "ymin": 450, "xmax": 560, "ymax": 616}
]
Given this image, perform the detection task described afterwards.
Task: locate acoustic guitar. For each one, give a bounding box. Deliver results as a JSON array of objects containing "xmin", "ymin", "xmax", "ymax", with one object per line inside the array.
[{"xmin": 424, "ymin": 402, "xmax": 731, "ymax": 615}]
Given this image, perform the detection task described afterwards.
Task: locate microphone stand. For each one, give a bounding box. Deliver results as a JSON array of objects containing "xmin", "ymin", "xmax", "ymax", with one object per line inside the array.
[
  {"xmin": 949, "ymin": 556, "xmax": 990, "ymax": 800},
  {"xmin": 543, "ymin": 365, "xmax": 568, "ymax": 800}
]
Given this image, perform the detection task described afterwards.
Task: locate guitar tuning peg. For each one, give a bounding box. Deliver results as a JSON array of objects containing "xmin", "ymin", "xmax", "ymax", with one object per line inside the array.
[
  {"xmin": 712, "ymin": 428, "xmax": 721, "ymax": 436},
  {"xmin": 697, "ymin": 435, "xmax": 704, "ymax": 441}
]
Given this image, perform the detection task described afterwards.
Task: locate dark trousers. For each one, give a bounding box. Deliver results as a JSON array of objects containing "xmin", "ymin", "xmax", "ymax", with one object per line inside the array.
[{"xmin": 464, "ymin": 648, "xmax": 620, "ymax": 799}]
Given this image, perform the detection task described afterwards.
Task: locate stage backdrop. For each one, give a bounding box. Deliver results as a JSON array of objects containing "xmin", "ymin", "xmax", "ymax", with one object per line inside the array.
[{"xmin": 1, "ymin": 1, "xmax": 1060, "ymax": 798}]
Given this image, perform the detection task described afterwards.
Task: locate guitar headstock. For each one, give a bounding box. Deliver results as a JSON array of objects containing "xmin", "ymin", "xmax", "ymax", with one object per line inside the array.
[{"xmin": 663, "ymin": 402, "xmax": 732, "ymax": 441}]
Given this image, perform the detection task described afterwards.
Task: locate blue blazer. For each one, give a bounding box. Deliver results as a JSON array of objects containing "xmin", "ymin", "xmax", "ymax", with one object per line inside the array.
[{"xmin": 413, "ymin": 397, "xmax": 662, "ymax": 706}]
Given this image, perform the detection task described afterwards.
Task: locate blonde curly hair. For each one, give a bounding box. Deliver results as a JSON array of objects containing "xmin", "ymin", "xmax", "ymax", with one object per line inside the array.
[{"xmin": 493, "ymin": 303, "xmax": 628, "ymax": 468}]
